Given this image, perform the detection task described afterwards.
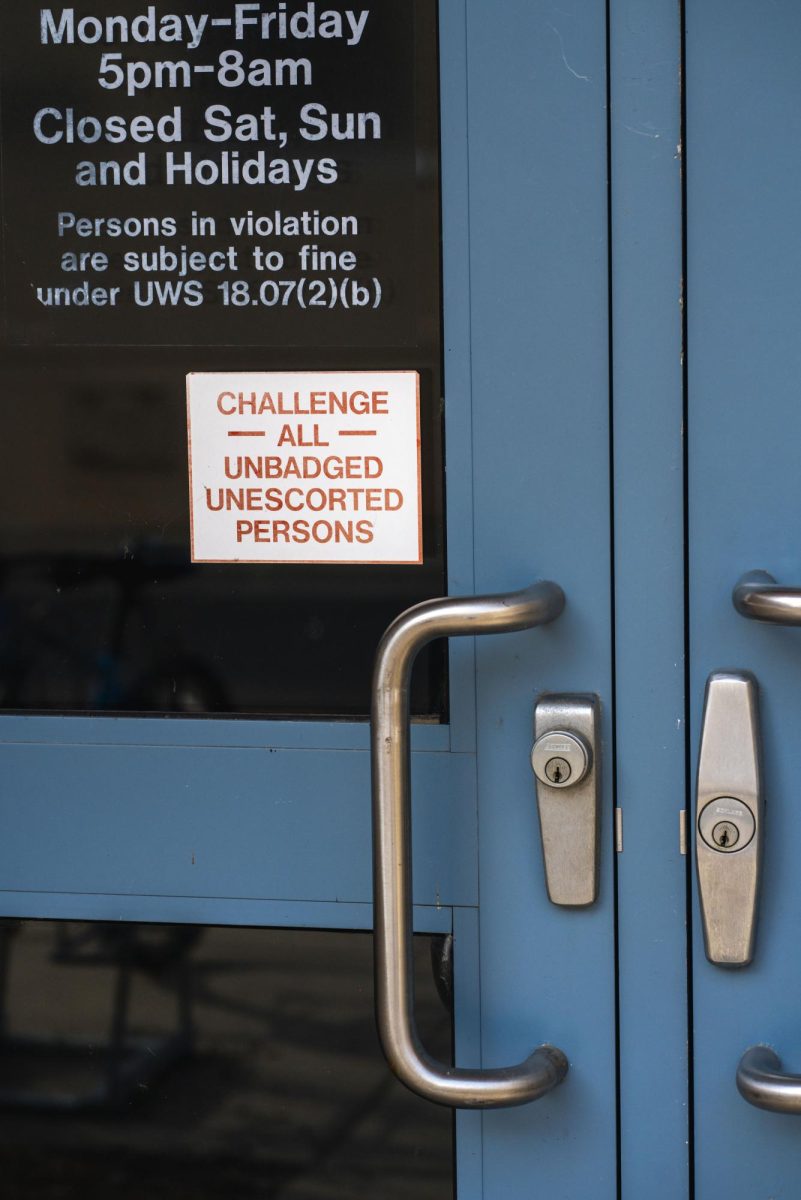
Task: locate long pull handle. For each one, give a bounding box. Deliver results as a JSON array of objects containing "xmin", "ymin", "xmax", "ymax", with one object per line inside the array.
[
  {"xmin": 371, "ymin": 581, "xmax": 569, "ymax": 1109},
  {"xmin": 737, "ymin": 1046, "xmax": 801, "ymax": 1113},
  {"xmin": 733, "ymin": 571, "xmax": 801, "ymax": 624}
]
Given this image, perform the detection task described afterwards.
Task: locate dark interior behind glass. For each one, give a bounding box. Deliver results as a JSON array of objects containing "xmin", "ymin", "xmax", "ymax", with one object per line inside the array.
[
  {"xmin": 0, "ymin": 1, "xmax": 445, "ymax": 717},
  {"xmin": 0, "ymin": 922, "xmax": 454, "ymax": 1199}
]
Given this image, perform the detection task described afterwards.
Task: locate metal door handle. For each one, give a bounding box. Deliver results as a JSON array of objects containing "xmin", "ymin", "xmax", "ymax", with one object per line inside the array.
[
  {"xmin": 737, "ymin": 1045, "xmax": 801, "ymax": 1113},
  {"xmin": 371, "ymin": 581, "xmax": 569, "ymax": 1108},
  {"xmin": 733, "ymin": 571, "xmax": 801, "ymax": 624}
]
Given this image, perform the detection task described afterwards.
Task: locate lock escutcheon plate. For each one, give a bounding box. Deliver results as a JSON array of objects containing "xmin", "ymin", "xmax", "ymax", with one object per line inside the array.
[
  {"xmin": 695, "ymin": 671, "xmax": 763, "ymax": 966},
  {"xmin": 532, "ymin": 695, "xmax": 601, "ymax": 907}
]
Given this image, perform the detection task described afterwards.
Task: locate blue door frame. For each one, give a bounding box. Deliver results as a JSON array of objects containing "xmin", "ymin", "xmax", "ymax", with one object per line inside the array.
[{"xmin": 0, "ymin": 2, "xmax": 699, "ymax": 1196}]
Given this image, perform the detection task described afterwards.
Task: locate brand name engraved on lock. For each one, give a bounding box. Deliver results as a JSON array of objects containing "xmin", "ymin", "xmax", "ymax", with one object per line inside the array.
[
  {"xmin": 714, "ymin": 804, "xmax": 744, "ymax": 818},
  {"xmin": 547, "ymin": 743, "xmax": 576, "ymax": 754}
]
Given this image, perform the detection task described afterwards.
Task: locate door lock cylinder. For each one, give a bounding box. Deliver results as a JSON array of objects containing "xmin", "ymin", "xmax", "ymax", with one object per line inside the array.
[
  {"xmin": 698, "ymin": 797, "xmax": 755, "ymax": 854},
  {"xmin": 531, "ymin": 730, "xmax": 591, "ymax": 789}
]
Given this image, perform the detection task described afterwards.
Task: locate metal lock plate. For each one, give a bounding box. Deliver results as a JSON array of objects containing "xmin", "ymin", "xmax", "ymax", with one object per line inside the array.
[
  {"xmin": 695, "ymin": 672, "xmax": 763, "ymax": 966},
  {"xmin": 531, "ymin": 695, "xmax": 601, "ymax": 907}
]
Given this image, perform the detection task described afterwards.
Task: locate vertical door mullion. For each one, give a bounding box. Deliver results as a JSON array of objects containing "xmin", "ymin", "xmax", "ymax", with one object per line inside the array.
[{"xmin": 609, "ymin": 2, "xmax": 688, "ymax": 1196}]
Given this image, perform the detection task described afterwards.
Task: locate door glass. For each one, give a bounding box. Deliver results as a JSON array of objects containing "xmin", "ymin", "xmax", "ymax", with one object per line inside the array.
[
  {"xmin": 0, "ymin": 0, "xmax": 445, "ymax": 718},
  {"xmin": 0, "ymin": 922, "xmax": 454, "ymax": 1198}
]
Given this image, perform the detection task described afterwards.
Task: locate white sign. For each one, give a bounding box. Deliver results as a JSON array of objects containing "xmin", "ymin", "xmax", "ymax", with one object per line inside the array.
[{"xmin": 186, "ymin": 371, "xmax": 422, "ymax": 564}]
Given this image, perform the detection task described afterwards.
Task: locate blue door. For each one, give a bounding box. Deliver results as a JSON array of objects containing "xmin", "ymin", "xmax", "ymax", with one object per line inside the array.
[
  {"xmin": 0, "ymin": 1, "xmax": 701, "ymax": 1196},
  {"xmin": 687, "ymin": 0, "xmax": 801, "ymax": 1193}
]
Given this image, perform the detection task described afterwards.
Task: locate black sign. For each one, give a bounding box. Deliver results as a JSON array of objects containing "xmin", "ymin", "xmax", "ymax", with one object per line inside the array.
[{"xmin": 0, "ymin": 1, "xmax": 437, "ymax": 348}]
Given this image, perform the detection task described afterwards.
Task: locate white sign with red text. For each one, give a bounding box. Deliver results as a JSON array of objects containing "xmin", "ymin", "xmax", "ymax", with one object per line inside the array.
[{"xmin": 187, "ymin": 371, "xmax": 422, "ymax": 563}]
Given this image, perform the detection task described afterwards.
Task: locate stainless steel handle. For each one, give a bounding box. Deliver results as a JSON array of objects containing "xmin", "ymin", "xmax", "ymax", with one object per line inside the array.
[
  {"xmin": 371, "ymin": 581, "xmax": 569, "ymax": 1109},
  {"xmin": 737, "ymin": 1046, "xmax": 801, "ymax": 1113},
  {"xmin": 733, "ymin": 571, "xmax": 801, "ymax": 624}
]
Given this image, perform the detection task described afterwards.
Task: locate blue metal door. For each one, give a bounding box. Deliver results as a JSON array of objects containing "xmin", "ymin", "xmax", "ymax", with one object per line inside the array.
[
  {"xmin": 687, "ymin": 0, "xmax": 801, "ymax": 1192},
  {"xmin": 0, "ymin": 1, "xmax": 620, "ymax": 1195}
]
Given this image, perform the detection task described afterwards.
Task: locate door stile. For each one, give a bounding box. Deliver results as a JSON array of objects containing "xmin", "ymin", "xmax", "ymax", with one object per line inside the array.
[
  {"xmin": 465, "ymin": 1, "xmax": 617, "ymax": 1195},
  {"xmin": 609, "ymin": 2, "xmax": 689, "ymax": 1197},
  {"xmin": 686, "ymin": 2, "xmax": 801, "ymax": 1193}
]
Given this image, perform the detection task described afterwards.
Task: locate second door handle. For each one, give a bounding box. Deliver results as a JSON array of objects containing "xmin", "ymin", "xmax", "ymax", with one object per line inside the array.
[{"xmin": 733, "ymin": 570, "xmax": 801, "ymax": 624}]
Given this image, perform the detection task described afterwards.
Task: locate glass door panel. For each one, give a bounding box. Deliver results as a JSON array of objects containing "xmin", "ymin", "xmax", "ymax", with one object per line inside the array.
[{"xmin": 0, "ymin": 922, "xmax": 454, "ymax": 1199}]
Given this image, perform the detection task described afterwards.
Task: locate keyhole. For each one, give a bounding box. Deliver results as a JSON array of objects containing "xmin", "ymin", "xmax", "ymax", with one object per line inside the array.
[
  {"xmin": 544, "ymin": 757, "xmax": 571, "ymax": 785},
  {"xmin": 710, "ymin": 820, "xmax": 740, "ymax": 849}
]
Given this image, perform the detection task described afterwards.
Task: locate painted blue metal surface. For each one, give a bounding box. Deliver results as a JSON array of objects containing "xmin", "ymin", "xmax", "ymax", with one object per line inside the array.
[
  {"xmin": 687, "ymin": 0, "xmax": 801, "ymax": 1192},
  {"xmin": 464, "ymin": 1, "xmax": 616, "ymax": 1195},
  {"xmin": 0, "ymin": 744, "xmax": 477, "ymax": 906},
  {"xmin": 0, "ymin": 714, "xmax": 450, "ymax": 753},
  {"xmin": 610, "ymin": 3, "xmax": 689, "ymax": 1197}
]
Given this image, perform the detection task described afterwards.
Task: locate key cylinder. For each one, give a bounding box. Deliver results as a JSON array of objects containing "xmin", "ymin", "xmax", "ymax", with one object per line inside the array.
[
  {"xmin": 698, "ymin": 796, "xmax": 755, "ymax": 854},
  {"xmin": 531, "ymin": 730, "xmax": 591, "ymax": 789}
]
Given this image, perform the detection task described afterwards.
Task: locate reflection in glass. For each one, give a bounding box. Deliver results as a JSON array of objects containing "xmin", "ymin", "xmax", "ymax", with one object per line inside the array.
[{"xmin": 0, "ymin": 923, "xmax": 453, "ymax": 1199}]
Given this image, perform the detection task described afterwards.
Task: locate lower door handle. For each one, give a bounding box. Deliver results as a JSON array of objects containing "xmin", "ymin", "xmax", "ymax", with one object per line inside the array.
[
  {"xmin": 737, "ymin": 1046, "xmax": 801, "ymax": 1113},
  {"xmin": 371, "ymin": 581, "xmax": 569, "ymax": 1108}
]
